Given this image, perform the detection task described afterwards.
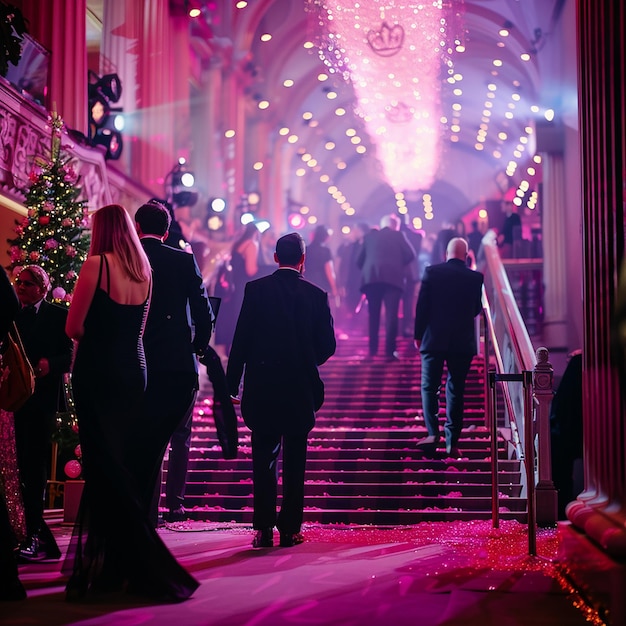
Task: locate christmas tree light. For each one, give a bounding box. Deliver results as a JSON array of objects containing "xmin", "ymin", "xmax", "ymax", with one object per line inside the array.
[{"xmin": 7, "ymin": 112, "xmax": 90, "ymax": 304}]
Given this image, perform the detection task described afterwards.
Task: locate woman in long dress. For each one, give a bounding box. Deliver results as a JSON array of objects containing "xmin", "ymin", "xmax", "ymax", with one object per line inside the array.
[
  {"xmin": 63, "ymin": 204, "xmax": 198, "ymax": 602},
  {"xmin": 215, "ymin": 222, "xmax": 259, "ymax": 353}
]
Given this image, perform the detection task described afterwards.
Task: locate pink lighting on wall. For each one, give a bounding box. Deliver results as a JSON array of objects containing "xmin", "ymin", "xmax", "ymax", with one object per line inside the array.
[{"xmin": 308, "ymin": 1, "xmax": 464, "ymax": 193}]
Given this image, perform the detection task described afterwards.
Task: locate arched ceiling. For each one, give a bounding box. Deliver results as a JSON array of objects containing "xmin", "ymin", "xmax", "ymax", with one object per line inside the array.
[{"xmin": 195, "ymin": 0, "xmax": 571, "ymax": 233}]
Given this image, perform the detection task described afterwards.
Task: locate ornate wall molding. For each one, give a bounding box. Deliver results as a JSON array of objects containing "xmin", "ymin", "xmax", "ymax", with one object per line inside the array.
[{"xmin": 0, "ymin": 79, "xmax": 152, "ymax": 215}]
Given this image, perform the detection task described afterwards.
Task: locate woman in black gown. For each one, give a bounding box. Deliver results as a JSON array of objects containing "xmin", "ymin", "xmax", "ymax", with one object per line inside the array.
[{"xmin": 63, "ymin": 204, "xmax": 199, "ymax": 602}]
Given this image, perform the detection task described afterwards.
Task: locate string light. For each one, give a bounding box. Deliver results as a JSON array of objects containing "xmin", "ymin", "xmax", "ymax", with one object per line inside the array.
[{"xmin": 307, "ymin": 0, "xmax": 465, "ymax": 192}]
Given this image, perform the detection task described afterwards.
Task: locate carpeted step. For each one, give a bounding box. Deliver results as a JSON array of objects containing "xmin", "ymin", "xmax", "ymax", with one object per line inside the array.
[{"xmin": 160, "ymin": 332, "xmax": 524, "ymax": 525}]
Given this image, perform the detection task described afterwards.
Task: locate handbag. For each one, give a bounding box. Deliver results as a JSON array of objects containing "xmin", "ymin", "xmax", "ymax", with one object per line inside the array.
[{"xmin": 0, "ymin": 323, "xmax": 36, "ymax": 412}]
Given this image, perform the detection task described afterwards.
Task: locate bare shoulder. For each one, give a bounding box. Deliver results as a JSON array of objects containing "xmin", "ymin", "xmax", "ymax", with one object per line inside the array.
[{"xmin": 78, "ymin": 255, "xmax": 101, "ymax": 277}]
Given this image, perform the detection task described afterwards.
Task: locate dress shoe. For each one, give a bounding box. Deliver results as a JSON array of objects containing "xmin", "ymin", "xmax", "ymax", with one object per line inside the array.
[
  {"xmin": 163, "ymin": 506, "xmax": 187, "ymax": 523},
  {"xmin": 18, "ymin": 535, "xmax": 45, "ymax": 562},
  {"xmin": 386, "ymin": 351, "xmax": 401, "ymax": 362},
  {"xmin": 252, "ymin": 528, "xmax": 273, "ymax": 548},
  {"xmin": 18, "ymin": 533, "xmax": 61, "ymax": 562},
  {"xmin": 446, "ymin": 446, "xmax": 462, "ymax": 459},
  {"xmin": 279, "ymin": 532, "xmax": 304, "ymax": 548}
]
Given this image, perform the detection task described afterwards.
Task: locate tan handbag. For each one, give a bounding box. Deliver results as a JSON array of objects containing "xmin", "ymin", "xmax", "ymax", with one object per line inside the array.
[{"xmin": 0, "ymin": 323, "xmax": 35, "ymax": 412}]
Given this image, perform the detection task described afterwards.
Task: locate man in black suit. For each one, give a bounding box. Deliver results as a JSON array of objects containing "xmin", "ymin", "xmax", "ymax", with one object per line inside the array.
[
  {"xmin": 357, "ymin": 214, "xmax": 415, "ymax": 360},
  {"xmin": 414, "ymin": 237, "xmax": 484, "ymax": 458},
  {"xmin": 227, "ymin": 233, "xmax": 336, "ymax": 548},
  {"xmin": 133, "ymin": 201, "xmax": 213, "ymax": 525},
  {"xmin": 14, "ymin": 265, "xmax": 72, "ymax": 561}
]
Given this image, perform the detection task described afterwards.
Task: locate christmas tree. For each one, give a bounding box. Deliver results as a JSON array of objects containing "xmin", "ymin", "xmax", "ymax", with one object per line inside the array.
[{"xmin": 8, "ymin": 112, "xmax": 90, "ymax": 304}]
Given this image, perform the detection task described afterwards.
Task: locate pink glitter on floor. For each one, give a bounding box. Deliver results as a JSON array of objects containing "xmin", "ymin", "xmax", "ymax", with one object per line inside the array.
[{"xmin": 5, "ymin": 519, "xmax": 598, "ymax": 626}]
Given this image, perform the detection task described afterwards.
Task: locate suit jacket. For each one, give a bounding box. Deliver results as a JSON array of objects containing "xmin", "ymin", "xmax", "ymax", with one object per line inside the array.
[
  {"xmin": 414, "ymin": 258, "xmax": 484, "ymax": 355},
  {"xmin": 357, "ymin": 227, "xmax": 415, "ymax": 291},
  {"xmin": 15, "ymin": 299, "xmax": 72, "ymax": 414},
  {"xmin": 141, "ymin": 237, "xmax": 213, "ymax": 374},
  {"xmin": 226, "ymin": 268, "xmax": 336, "ymax": 435},
  {"xmin": 0, "ymin": 268, "xmax": 18, "ymax": 342}
]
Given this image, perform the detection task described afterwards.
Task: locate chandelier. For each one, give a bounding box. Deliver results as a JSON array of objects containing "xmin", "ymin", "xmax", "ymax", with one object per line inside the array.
[{"xmin": 307, "ymin": 0, "xmax": 465, "ymax": 192}]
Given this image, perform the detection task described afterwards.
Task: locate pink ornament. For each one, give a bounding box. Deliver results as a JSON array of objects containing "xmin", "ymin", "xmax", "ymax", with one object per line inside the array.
[
  {"xmin": 65, "ymin": 245, "xmax": 77, "ymax": 257},
  {"xmin": 38, "ymin": 216, "xmax": 50, "ymax": 225},
  {"xmin": 44, "ymin": 238, "xmax": 59, "ymax": 250},
  {"xmin": 62, "ymin": 218, "xmax": 73, "ymax": 227},
  {"xmin": 74, "ymin": 444, "xmax": 82, "ymax": 459},
  {"xmin": 29, "ymin": 251, "xmax": 40, "ymax": 261},
  {"xmin": 64, "ymin": 459, "xmax": 82, "ymax": 479}
]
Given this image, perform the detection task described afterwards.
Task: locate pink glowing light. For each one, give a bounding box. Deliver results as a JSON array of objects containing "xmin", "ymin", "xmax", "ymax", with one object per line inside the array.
[{"xmin": 309, "ymin": 1, "xmax": 461, "ymax": 192}]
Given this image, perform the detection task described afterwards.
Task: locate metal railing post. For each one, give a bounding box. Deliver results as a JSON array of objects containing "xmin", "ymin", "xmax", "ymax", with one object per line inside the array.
[
  {"xmin": 488, "ymin": 371, "xmax": 499, "ymax": 528},
  {"xmin": 523, "ymin": 370, "xmax": 537, "ymax": 556}
]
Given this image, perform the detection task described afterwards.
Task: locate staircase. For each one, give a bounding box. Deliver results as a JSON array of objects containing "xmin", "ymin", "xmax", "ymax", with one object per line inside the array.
[{"xmin": 167, "ymin": 332, "xmax": 526, "ymax": 524}]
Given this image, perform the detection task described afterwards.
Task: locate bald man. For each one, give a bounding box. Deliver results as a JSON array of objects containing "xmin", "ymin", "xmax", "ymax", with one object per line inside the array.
[{"xmin": 414, "ymin": 237, "xmax": 484, "ymax": 458}]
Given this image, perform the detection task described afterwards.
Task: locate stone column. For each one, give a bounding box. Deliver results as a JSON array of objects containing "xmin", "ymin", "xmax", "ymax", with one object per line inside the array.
[
  {"xmin": 540, "ymin": 151, "xmax": 569, "ymax": 349},
  {"xmin": 558, "ymin": 1, "xmax": 626, "ymax": 622}
]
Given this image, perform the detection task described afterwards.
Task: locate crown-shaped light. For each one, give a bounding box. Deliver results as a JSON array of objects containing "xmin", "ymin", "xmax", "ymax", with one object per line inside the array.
[{"xmin": 366, "ymin": 22, "xmax": 404, "ymax": 57}]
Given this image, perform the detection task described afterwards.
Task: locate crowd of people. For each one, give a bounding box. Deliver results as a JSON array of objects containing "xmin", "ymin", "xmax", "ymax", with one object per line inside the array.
[{"xmin": 0, "ymin": 199, "xmax": 524, "ymax": 603}]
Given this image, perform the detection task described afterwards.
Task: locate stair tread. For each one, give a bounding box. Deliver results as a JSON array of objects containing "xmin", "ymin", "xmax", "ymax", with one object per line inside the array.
[{"xmin": 164, "ymin": 335, "xmax": 524, "ymax": 524}]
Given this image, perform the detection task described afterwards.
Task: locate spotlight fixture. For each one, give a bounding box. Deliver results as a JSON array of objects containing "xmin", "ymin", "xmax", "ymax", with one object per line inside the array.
[
  {"xmin": 165, "ymin": 159, "xmax": 198, "ymax": 207},
  {"xmin": 88, "ymin": 70, "xmax": 124, "ymax": 160}
]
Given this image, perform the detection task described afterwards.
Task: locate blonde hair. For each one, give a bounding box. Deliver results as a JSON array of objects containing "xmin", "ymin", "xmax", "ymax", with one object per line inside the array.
[{"xmin": 89, "ymin": 204, "xmax": 151, "ymax": 283}]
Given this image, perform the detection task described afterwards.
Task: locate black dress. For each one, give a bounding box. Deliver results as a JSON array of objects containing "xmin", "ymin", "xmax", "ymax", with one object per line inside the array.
[{"xmin": 63, "ymin": 256, "xmax": 199, "ymax": 602}]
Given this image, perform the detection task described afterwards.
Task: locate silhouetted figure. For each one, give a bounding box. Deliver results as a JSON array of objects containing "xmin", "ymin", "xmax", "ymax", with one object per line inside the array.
[
  {"xmin": 304, "ymin": 225, "xmax": 338, "ymax": 303},
  {"xmin": 0, "ymin": 267, "xmax": 27, "ymax": 600},
  {"xmin": 400, "ymin": 219, "xmax": 423, "ymax": 337},
  {"xmin": 357, "ymin": 214, "xmax": 414, "ymax": 360},
  {"xmin": 414, "ymin": 238, "xmax": 484, "ymax": 458},
  {"xmin": 337, "ymin": 223, "xmax": 369, "ymax": 323},
  {"xmin": 467, "ymin": 220, "xmax": 483, "ymax": 261},
  {"xmin": 134, "ymin": 201, "xmax": 213, "ymax": 525},
  {"xmin": 498, "ymin": 200, "xmax": 522, "ymax": 259},
  {"xmin": 64, "ymin": 204, "xmax": 198, "ymax": 602},
  {"xmin": 431, "ymin": 222, "xmax": 455, "ymax": 265},
  {"xmin": 227, "ymin": 233, "xmax": 336, "ymax": 548},
  {"xmin": 13, "ymin": 265, "xmax": 71, "ymax": 562},
  {"xmin": 550, "ymin": 351, "xmax": 583, "ymax": 519},
  {"xmin": 215, "ymin": 223, "xmax": 260, "ymax": 353}
]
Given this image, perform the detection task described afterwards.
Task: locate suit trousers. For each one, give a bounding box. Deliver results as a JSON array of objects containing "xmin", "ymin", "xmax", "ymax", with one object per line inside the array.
[
  {"xmin": 251, "ymin": 429, "xmax": 308, "ymax": 535},
  {"xmin": 420, "ymin": 352, "xmax": 474, "ymax": 448},
  {"xmin": 13, "ymin": 406, "xmax": 54, "ymax": 538},
  {"xmin": 364, "ymin": 284, "xmax": 402, "ymax": 356},
  {"xmin": 164, "ymin": 398, "xmax": 196, "ymax": 511},
  {"xmin": 130, "ymin": 371, "xmax": 198, "ymax": 525}
]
